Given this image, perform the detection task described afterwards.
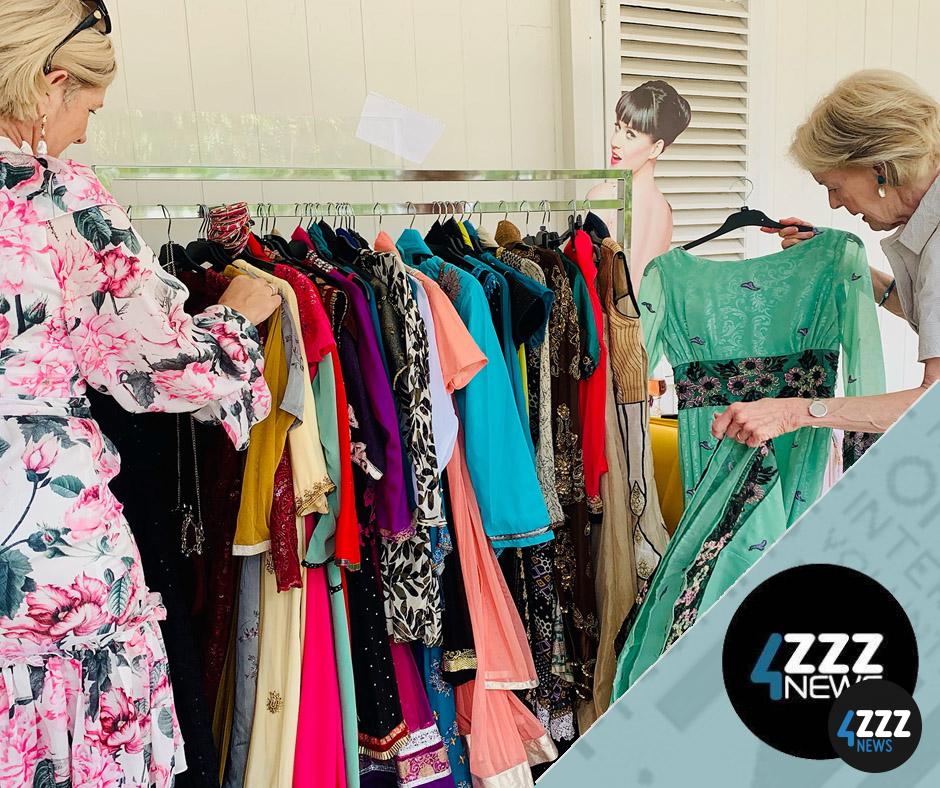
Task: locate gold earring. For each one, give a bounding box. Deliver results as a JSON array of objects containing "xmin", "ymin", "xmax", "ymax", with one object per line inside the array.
[{"xmin": 36, "ymin": 114, "xmax": 48, "ymax": 157}]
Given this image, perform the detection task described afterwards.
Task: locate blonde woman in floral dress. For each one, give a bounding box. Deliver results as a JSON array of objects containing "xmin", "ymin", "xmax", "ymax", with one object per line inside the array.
[{"xmin": 0, "ymin": 2, "xmax": 280, "ymax": 785}]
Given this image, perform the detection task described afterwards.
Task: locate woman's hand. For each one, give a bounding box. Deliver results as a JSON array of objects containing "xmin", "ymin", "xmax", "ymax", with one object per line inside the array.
[
  {"xmin": 711, "ymin": 398, "xmax": 806, "ymax": 447},
  {"xmin": 760, "ymin": 217, "xmax": 816, "ymax": 249},
  {"xmin": 217, "ymin": 276, "xmax": 281, "ymax": 325}
]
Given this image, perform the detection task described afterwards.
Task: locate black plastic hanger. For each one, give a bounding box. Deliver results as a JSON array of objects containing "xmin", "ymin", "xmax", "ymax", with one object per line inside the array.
[
  {"xmin": 426, "ymin": 203, "xmax": 467, "ymax": 259},
  {"xmin": 186, "ymin": 238, "xmax": 230, "ymax": 268},
  {"xmin": 553, "ymin": 200, "xmax": 584, "ymax": 249},
  {"xmin": 683, "ymin": 207, "xmax": 815, "ymax": 251},
  {"xmin": 319, "ymin": 203, "xmax": 361, "ymax": 264},
  {"xmin": 532, "ymin": 201, "xmax": 560, "ymax": 248},
  {"xmin": 160, "ymin": 242, "xmax": 209, "ymax": 274},
  {"xmin": 683, "ymin": 180, "xmax": 815, "ymax": 251},
  {"xmin": 521, "ymin": 202, "xmax": 544, "ymax": 246},
  {"xmin": 255, "ymin": 204, "xmax": 294, "ymax": 261},
  {"xmin": 148, "ymin": 206, "xmax": 212, "ymax": 274}
]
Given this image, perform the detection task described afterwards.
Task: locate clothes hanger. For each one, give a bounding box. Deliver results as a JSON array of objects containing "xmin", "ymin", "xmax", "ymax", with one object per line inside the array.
[
  {"xmin": 494, "ymin": 200, "xmax": 527, "ymax": 247},
  {"xmin": 186, "ymin": 204, "xmax": 228, "ymax": 267},
  {"xmin": 303, "ymin": 202, "xmax": 331, "ymax": 259},
  {"xmin": 522, "ymin": 201, "xmax": 542, "ymax": 245},
  {"xmin": 461, "ymin": 201, "xmax": 485, "ymax": 253},
  {"xmin": 156, "ymin": 205, "xmax": 209, "ymax": 274},
  {"xmin": 347, "ymin": 203, "xmax": 371, "ymax": 248},
  {"xmin": 426, "ymin": 200, "xmax": 471, "ymax": 261},
  {"xmin": 683, "ymin": 178, "xmax": 815, "ymax": 251},
  {"xmin": 553, "ymin": 199, "xmax": 578, "ymax": 248},
  {"xmin": 285, "ymin": 203, "xmax": 334, "ymax": 277},
  {"xmin": 334, "ymin": 203, "xmax": 361, "ymax": 249},
  {"xmin": 583, "ymin": 205, "xmax": 611, "ymax": 242},
  {"xmin": 260, "ymin": 203, "xmax": 300, "ymax": 261},
  {"xmin": 442, "ymin": 200, "xmax": 473, "ymax": 250},
  {"xmin": 533, "ymin": 200, "xmax": 561, "ymax": 248},
  {"xmin": 316, "ymin": 202, "xmax": 356, "ymax": 263},
  {"xmin": 287, "ymin": 202, "xmax": 314, "ymax": 259},
  {"xmin": 323, "ymin": 203, "xmax": 360, "ymax": 265},
  {"xmin": 351, "ymin": 205, "xmax": 371, "ymax": 248}
]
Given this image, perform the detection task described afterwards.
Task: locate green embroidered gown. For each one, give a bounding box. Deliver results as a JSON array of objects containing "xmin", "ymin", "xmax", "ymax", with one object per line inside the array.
[{"xmin": 612, "ymin": 229, "xmax": 885, "ymax": 698}]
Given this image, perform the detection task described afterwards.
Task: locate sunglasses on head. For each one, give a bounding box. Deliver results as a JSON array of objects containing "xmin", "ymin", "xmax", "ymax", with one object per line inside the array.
[{"xmin": 43, "ymin": 0, "xmax": 112, "ymax": 75}]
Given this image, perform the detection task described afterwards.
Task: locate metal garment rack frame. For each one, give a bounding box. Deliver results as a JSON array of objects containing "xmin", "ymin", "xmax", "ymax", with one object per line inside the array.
[{"xmin": 91, "ymin": 166, "xmax": 630, "ymax": 247}]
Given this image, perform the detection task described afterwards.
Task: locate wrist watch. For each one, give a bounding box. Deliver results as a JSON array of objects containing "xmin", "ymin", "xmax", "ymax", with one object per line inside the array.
[{"xmin": 808, "ymin": 398, "xmax": 828, "ymax": 420}]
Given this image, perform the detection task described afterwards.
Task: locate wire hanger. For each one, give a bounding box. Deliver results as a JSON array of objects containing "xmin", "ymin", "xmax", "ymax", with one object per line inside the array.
[
  {"xmin": 159, "ymin": 204, "xmax": 206, "ymax": 273},
  {"xmin": 197, "ymin": 204, "xmax": 209, "ymax": 240},
  {"xmin": 683, "ymin": 177, "xmax": 815, "ymax": 251},
  {"xmin": 162, "ymin": 204, "xmax": 174, "ymax": 247},
  {"xmin": 531, "ymin": 199, "xmax": 552, "ymax": 247}
]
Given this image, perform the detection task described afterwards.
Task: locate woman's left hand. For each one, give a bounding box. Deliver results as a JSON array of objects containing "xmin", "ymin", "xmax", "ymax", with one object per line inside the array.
[{"xmin": 711, "ymin": 398, "xmax": 804, "ymax": 447}]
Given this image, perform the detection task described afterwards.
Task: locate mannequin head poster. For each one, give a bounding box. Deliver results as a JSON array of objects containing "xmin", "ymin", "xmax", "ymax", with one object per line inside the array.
[{"xmin": 590, "ymin": 80, "xmax": 691, "ymax": 289}]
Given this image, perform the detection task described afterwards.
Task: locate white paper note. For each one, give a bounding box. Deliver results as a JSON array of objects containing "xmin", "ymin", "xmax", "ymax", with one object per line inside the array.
[{"xmin": 355, "ymin": 92, "xmax": 445, "ymax": 164}]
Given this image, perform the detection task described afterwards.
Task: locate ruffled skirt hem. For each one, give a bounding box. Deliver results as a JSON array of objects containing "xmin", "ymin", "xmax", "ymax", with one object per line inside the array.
[{"xmin": 0, "ymin": 619, "xmax": 187, "ymax": 788}]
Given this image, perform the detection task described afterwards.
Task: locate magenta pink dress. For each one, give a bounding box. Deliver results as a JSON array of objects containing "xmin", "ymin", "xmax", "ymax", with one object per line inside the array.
[
  {"xmin": 293, "ymin": 556, "xmax": 347, "ymax": 788},
  {"xmin": 390, "ymin": 642, "xmax": 455, "ymax": 787}
]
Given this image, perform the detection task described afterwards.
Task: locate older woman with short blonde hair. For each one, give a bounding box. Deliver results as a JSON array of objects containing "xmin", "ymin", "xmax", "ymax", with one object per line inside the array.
[
  {"xmin": 0, "ymin": 2, "xmax": 279, "ymax": 785},
  {"xmin": 714, "ymin": 69, "xmax": 940, "ymax": 446}
]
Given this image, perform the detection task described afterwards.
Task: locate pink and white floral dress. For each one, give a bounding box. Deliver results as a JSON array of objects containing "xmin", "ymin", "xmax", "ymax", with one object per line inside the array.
[{"xmin": 0, "ymin": 138, "xmax": 270, "ymax": 787}]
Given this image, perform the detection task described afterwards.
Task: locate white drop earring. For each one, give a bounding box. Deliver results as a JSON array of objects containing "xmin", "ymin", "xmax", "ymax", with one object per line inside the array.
[{"xmin": 36, "ymin": 114, "xmax": 48, "ymax": 157}]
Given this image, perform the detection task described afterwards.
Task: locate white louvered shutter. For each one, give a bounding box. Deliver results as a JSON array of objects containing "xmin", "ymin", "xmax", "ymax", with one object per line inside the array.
[{"xmin": 619, "ymin": 0, "xmax": 750, "ymax": 259}]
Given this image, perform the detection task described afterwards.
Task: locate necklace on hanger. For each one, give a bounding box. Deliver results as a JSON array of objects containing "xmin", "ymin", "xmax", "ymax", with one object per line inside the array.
[{"xmin": 166, "ymin": 241, "xmax": 205, "ymax": 556}]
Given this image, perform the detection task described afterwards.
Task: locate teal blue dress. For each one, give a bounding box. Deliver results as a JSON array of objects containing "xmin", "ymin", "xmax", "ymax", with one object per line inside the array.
[
  {"xmin": 398, "ymin": 230, "xmax": 552, "ymax": 549},
  {"xmin": 613, "ymin": 229, "xmax": 886, "ymax": 699}
]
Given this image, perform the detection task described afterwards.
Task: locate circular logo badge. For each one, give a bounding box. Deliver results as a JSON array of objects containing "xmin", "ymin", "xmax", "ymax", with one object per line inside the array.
[
  {"xmin": 722, "ymin": 564, "xmax": 918, "ymax": 759},
  {"xmin": 828, "ymin": 679, "xmax": 922, "ymax": 772}
]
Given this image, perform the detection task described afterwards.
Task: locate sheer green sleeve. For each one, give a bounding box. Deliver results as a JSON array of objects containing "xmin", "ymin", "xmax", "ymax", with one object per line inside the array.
[
  {"xmin": 837, "ymin": 233, "xmax": 887, "ymax": 466},
  {"xmin": 639, "ymin": 258, "xmax": 667, "ymax": 377},
  {"xmin": 838, "ymin": 234, "xmax": 886, "ymax": 397}
]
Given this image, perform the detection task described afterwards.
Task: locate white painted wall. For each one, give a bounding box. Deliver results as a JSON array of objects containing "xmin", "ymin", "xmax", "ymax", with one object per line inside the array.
[
  {"xmin": 80, "ymin": 0, "xmax": 607, "ymax": 246},
  {"xmin": 747, "ymin": 0, "xmax": 939, "ymax": 392}
]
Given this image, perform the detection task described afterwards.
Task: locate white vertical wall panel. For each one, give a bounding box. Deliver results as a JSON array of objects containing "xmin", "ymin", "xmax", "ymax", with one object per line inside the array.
[{"xmin": 747, "ymin": 0, "xmax": 938, "ymax": 392}]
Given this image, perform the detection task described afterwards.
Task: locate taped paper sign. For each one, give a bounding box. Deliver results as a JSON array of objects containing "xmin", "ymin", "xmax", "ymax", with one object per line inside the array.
[{"xmin": 355, "ymin": 92, "xmax": 445, "ymax": 164}]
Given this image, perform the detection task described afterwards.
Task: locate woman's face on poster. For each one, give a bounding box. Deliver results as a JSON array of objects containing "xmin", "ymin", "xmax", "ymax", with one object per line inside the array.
[{"xmin": 610, "ymin": 120, "xmax": 665, "ymax": 170}]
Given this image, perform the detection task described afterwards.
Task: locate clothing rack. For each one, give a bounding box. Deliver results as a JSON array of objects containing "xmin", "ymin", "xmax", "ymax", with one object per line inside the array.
[{"xmin": 91, "ymin": 166, "xmax": 630, "ymax": 246}]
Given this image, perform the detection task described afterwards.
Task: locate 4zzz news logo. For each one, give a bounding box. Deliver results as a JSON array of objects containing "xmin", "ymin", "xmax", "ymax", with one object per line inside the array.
[
  {"xmin": 834, "ymin": 708, "xmax": 913, "ymax": 753},
  {"xmin": 750, "ymin": 632, "xmax": 883, "ymax": 701}
]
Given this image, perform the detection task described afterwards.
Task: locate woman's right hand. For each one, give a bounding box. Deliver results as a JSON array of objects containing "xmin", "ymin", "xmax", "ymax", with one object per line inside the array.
[
  {"xmin": 217, "ymin": 276, "xmax": 281, "ymax": 325},
  {"xmin": 760, "ymin": 217, "xmax": 816, "ymax": 249}
]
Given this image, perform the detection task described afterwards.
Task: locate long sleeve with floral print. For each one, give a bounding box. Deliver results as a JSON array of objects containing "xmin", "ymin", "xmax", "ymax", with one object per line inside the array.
[{"xmin": 0, "ymin": 144, "xmax": 269, "ymax": 788}]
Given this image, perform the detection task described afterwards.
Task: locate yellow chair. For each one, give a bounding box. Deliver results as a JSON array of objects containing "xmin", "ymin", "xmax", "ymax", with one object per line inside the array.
[{"xmin": 650, "ymin": 417, "xmax": 683, "ymax": 536}]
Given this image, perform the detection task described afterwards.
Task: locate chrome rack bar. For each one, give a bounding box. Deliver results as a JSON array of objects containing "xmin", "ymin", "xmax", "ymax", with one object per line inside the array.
[
  {"xmin": 122, "ymin": 199, "xmax": 622, "ymax": 222},
  {"xmin": 91, "ymin": 165, "xmax": 630, "ymax": 246},
  {"xmin": 93, "ymin": 166, "xmax": 623, "ymax": 187}
]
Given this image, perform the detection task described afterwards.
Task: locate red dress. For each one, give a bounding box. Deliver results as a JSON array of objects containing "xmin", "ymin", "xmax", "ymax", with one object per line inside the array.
[{"xmin": 565, "ymin": 230, "xmax": 609, "ymax": 512}]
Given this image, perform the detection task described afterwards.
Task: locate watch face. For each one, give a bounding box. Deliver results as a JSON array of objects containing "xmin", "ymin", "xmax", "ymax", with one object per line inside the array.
[{"xmin": 809, "ymin": 400, "xmax": 828, "ymax": 418}]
